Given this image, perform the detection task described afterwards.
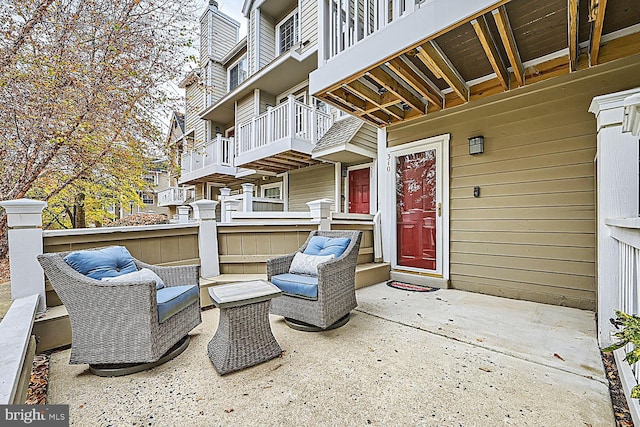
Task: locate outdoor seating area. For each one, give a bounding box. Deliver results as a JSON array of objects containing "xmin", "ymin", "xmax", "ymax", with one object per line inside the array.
[
  {"xmin": 44, "ymin": 283, "xmax": 613, "ymax": 425},
  {"xmin": 37, "ymin": 247, "xmax": 202, "ymax": 376}
]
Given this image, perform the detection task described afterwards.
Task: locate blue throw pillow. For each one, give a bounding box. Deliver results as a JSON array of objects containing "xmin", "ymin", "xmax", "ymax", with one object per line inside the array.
[
  {"xmin": 64, "ymin": 246, "xmax": 137, "ymax": 280},
  {"xmin": 303, "ymin": 236, "xmax": 351, "ymax": 258}
]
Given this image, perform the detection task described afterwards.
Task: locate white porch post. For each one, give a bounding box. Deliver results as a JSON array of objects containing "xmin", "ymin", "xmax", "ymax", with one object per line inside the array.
[
  {"xmin": 377, "ymin": 127, "xmax": 391, "ymax": 263},
  {"xmin": 225, "ymin": 200, "xmax": 241, "ymax": 222},
  {"xmin": 241, "ymin": 183, "xmax": 254, "ymax": 212},
  {"xmin": 190, "ymin": 199, "xmax": 220, "ymax": 278},
  {"xmin": 307, "ymin": 198, "xmax": 333, "ymax": 231},
  {"xmin": 177, "ymin": 205, "xmax": 191, "ymax": 223},
  {"xmin": 589, "ymin": 88, "xmax": 640, "ymax": 346},
  {"xmin": 215, "ymin": 134, "xmax": 223, "ymax": 164},
  {"xmin": 288, "ymin": 95, "xmax": 296, "ymax": 138},
  {"xmin": 0, "ymin": 199, "xmax": 47, "ymax": 313},
  {"xmin": 219, "ymin": 187, "xmax": 231, "ymax": 223}
]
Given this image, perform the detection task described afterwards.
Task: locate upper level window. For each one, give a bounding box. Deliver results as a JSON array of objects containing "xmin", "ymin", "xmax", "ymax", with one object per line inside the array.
[
  {"xmin": 228, "ymin": 56, "xmax": 247, "ymax": 91},
  {"xmin": 277, "ymin": 10, "xmax": 299, "ymax": 54}
]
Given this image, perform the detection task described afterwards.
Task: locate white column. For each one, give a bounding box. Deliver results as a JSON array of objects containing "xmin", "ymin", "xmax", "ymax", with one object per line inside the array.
[
  {"xmin": 190, "ymin": 199, "xmax": 220, "ymax": 278},
  {"xmin": 288, "ymin": 95, "xmax": 296, "ymax": 138},
  {"xmin": 377, "ymin": 127, "xmax": 391, "ymax": 263},
  {"xmin": 589, "ymin": 87, "xmax": 640, "ymax": 346},
  {"xmin": 177, "ymin": 205, "xmax": 191, "ymax": 223},
  {"xmin": 219, "ymin": 187, "xmax": 231, "ymax": 223},
  {"xmin": 307, "ymin": 198, "xmax": 333, "ymax": 230},
  {"xmin": 0, "ymin": 199, "xmax": 47, "ymax": 313},
  {"xmin": 241, "ymin": 183, "xmax": 254, "ymax": 212},
  {"xmin": 334, "ymin": 162, "xmax": 342, "ymax": 213},
  {"xmin": 225, "ymin": 200, "xmax": 241, "ymax": 222},
  {"xmin": 215, "ymin": 134, "xmax": 223, "ymax": 164}
]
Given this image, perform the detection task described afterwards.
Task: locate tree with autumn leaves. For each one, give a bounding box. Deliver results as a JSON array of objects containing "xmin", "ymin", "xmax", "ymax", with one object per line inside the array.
[{"xmin": 0, "ymin": 0, "xmax": 197, "ymax": 258}]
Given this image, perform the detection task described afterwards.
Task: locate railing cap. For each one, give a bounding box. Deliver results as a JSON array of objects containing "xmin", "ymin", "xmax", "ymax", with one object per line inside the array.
[{"xmin": 0, "ymin": 198, "xmax": 47, "ymax": 228}]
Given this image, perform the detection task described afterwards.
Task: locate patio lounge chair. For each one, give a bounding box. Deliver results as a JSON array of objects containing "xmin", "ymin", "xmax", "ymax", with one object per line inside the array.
[
  {"xmin": 37, "ymin": 246, "xmax": 201, "ymax": 376},
  {"xmin": 267, "ymin": 230, "xmax": 362, "ymax": 331}
]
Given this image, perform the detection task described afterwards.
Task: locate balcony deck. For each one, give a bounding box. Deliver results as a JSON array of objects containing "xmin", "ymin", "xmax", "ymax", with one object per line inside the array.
[
  {"xmin": 47, "ymin": 282, "xmax": 612, "ymax": 425},
  {"xmin": 310, "ymin": 0, "xmax": 640, "ymax": 127}
]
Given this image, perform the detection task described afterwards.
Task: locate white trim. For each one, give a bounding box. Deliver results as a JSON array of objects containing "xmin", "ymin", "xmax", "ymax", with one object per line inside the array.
[
  {"xmin": 276, "ymin": 8, "xmax": 300, "ymax": 55},
  {"xmin": 255, "ymin": 7, "xmax": 261, "ymax": 72},
  {"xmin": 345, "ymin": 163, "xmax": 374, "ymax": 214},
  {"xmin": 254, "ymin": 89, "xmax": 260, "ymax": 115},
  {"xmin": 225, "ymin": 126, "xmax": 235, "ymax": 137},
  {"xmin": 260, "ymin": 181, "xmax": 283, "ymax": 198},
  {"xmin": 335, "ymin": 162, "xmax": 342, "ymax": 213},
  {"xmin": 384, "ymin": 133, "xmax": 450, "ymax": 279}
]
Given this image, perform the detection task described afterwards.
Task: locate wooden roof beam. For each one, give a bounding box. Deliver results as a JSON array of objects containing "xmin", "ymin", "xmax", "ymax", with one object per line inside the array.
[
  {"xmin": 492, "ymin": 6, "xmax": 524, "ymax": 87},
  {"xmin": 568, "ymin": 0, "xmax": 579, "ymax": 71},
  {"xmin": 471, "ymin": 16, "xmax": 509, "ymax": 90},
  {"xmin": 589, "ymin": 0, "xmax": 607, "ymax": 66},
  {"xmin": 386, "ymin": 57, "xmax": 443, "ymax": 109},
  {"xmin": 345, "ymin": 79, "xmax": 399, "ymax": 108},
  {"xmin": 326, "ymin": 88, "xmax": 373, "ymax": 113},
  {"xmin": 416, "ymin": 41, "xmax": 469, "ymax": 101},
  {"xmin": 367, "ymin": 67, "xmax": 426, "ymax": 113}
]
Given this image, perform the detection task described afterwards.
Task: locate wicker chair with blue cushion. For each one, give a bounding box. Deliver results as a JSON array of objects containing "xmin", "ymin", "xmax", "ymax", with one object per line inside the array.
[
  {"xmin": 37, "ymin": 246, "xmax": 201, "ymax": 376},
  {"xmin": 267, "ymin": 230, "xmax": 362, "ymax": 330}
]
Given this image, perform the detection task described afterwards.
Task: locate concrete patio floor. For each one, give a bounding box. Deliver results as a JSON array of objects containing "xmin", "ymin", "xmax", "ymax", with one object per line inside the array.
[{"xmin": 49, "ymin": 283, "xmax": 614, "ymax": 426}]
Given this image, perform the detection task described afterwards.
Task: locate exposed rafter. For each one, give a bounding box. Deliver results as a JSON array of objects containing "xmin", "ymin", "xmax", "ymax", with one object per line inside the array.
[
  {"xmin": 386, "ymin": 57, "xmax": 443, "ymax": 108},
  {"xmin": 416, "ymin": 41, "xmax": 469, "ymax": 101},
  {"xmin": 589, "ymin": 0, "xmax": 608, "ymax": 66},
  {"xmin": 367, "ymin": 67, "xmax": 427, "ymax": 113},
  {"xmin": 471, "ymin": 16, "xmax": 510, "ymax": 90},
  {"xmin": 492, "ymin": 6, "xmax": 525, "ymax": 86},
  {"xmin": 568, "ymin": 0, "xmax": 579, "ymax": 71},
  {"xmin": 345, "ymin": 80, "xmax": 399, "ymax": 108}
]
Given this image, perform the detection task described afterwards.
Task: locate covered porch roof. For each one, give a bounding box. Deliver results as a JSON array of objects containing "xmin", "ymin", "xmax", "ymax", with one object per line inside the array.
[{"xmin": 310, "ymin": 0, "xmax": 640, "ymax": 127}]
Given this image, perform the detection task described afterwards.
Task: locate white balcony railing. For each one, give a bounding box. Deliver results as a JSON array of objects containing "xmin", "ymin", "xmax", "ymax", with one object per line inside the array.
[
  {"xmin": 322, "ymin": 0, "xmax": 426, "ymax": 61},
  {"xmin": 236, "ymin": 96, "xmax": 333, "ymax": 156},
  {"xmin": 157, "ymin": 187, "xmax": 188, "ymax": 207},
  {"xmin": 607, "ymin": 221, "xmax": 640, "ymax": 423},
  {"xmin": 181, "ymin": 135, "xmax": 235, "ymax": 174}
]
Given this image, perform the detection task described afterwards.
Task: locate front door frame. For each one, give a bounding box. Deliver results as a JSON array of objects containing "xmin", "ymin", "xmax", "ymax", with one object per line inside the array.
[{"xmin": 384, "ymin": 134, "xmax": 450, "ymax": 279}]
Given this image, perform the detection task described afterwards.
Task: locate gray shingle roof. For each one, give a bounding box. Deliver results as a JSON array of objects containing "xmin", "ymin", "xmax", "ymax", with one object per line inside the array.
[{"xmin": 313, "ymin": 116, "xmax": 363, "ymax": 152}]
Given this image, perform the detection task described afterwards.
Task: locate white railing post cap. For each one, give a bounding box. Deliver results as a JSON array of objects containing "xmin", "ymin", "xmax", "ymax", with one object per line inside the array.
[
  {"xmin": 307, "ymin": 198, "xmax": 333, "ymax": 221},
  {"xmin": 220, "ymin": 187, "xmax": 232, "ymax": 197},
  {"xmin": 190, "ymin": 199, "xmax": 219, "ymax": 220},
  {"xmin": 0, "ymin": 198, "xmax": 47, "ymax": 228},
  {"xmin": 241, "ymin": 183, "xmax": 255, "ymax": 192}
]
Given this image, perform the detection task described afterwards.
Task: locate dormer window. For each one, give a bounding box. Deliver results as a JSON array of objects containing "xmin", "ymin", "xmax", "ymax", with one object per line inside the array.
[
  {"xmin": 277, "ymin": 10, "xmax": 299, "ymax": 54},
  {"xmin": 228, "ymin": 56, "xmax": 247, "ymax": 91}
]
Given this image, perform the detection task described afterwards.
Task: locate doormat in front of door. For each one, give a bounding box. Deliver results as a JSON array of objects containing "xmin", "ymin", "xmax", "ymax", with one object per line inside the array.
[{"xmin": 386, "ymin": 281, "xmax": 439, "ymax": 292}]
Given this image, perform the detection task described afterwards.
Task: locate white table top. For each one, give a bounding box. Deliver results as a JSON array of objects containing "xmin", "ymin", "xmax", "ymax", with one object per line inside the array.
[{"xmin": 208, "ymin": 280, "xmax": 282, "ymax": 308}]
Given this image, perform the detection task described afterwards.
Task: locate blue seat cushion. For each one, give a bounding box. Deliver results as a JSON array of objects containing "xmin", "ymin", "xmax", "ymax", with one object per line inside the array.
[
  {"xmin": 156, "ymin": 285, "xmax": 199, "ymax": 323},
  {"xmin": 304, "ymin": 236, "xmax": 351, "ymax": 258},
  {"xmin": 64, "ymin": 246, "xmax": 137, "ymax": 280},
  {"xmin": 271, "ymin": 273, "xmax": 318, "ymax": 299}
]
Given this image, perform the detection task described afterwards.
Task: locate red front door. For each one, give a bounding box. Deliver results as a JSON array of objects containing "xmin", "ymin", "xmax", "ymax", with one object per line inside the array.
[
  {"xmin": 396, "ymin": 149, "xmax": 437, "ymax": 270},
  {"xmin": 349, "ymin": 168, "xmax": 370, "ymax": 214}
]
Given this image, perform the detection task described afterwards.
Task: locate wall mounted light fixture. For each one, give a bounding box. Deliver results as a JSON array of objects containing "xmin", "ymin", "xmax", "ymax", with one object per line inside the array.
[{"xmin": 468, "ymin": 135, "xmax": 484, "ymax": 155}]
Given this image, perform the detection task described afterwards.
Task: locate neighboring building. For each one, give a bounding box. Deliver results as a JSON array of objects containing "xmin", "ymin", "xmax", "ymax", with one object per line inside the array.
[
  {"xmin": 137, "ymin": 161, "xmax": 172, "ymax": 217},
  {"xmin": 175, "ymin": 0, "xmax": 378, "ymax": 215},
  {"xmin": 307, "ymin": 0, "xmax": 640, "ymax": 313},
  {"xmin": 158, "ymin": 112, "xmax": 194, "ymax": 218}
]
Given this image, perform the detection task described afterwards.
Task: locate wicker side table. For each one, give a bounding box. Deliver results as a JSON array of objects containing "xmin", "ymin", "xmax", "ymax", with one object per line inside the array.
[{"xmin": 208, "ymin": 280, "xmax": 282, "ymax": 375}]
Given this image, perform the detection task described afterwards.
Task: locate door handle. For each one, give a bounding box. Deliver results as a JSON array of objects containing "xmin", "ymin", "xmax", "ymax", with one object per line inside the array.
[{"xmin": 437, "ymin": 202, "xmax": 442, "ymax": 217}]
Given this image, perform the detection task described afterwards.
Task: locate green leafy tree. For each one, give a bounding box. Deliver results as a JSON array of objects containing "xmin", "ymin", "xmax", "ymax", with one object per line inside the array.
[{"xmin": 0, "ymin": 0, "xmax": 197, "ymax": 257}]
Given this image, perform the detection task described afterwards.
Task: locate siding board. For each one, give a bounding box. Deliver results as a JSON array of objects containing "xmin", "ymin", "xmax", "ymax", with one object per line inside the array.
[
  {"xmin": 382, "ymin": 65, "xmax": 640, "ymax": 310},
  {"xmin": 288, "ymin": 164, "xmax": 336, "ymax": 212}
]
